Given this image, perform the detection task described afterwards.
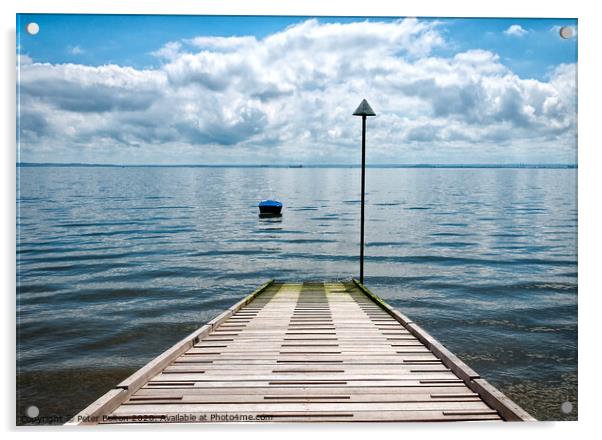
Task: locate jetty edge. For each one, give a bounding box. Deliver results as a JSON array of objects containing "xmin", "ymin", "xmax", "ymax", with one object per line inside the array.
[
  {"xmin": 66, "ymin": 280, "xmax": 535, "ymax": 424},
  {"xmin": 65, "ymin": 279, "xmax": 274, "ymax": 425},
  {"xmin": 352, "ymin": 279, "xmax": 535, "ymax": 422}
]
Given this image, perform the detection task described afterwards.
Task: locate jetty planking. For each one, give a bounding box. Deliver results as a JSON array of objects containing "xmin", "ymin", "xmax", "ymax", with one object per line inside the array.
[{"xmin": 68, "ymin": 280, "xmax": 534, "ymax": 424}]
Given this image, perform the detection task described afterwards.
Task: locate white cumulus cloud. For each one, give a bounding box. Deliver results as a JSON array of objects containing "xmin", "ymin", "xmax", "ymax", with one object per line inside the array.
[{"xmin": 504, "ymin": 24, "xmax": 528, "ymax": 37}]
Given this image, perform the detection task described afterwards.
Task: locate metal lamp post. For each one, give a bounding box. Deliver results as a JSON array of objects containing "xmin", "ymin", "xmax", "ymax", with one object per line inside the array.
[{"xmin": 353, "ymin": 99, "xmax": 376, "ymax": 284}]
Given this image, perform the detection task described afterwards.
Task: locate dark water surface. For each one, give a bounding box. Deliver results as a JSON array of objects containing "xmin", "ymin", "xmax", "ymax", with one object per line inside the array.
[{"xmin": 16, "ymin": 167, "xmax": 577, "ymax": 422}]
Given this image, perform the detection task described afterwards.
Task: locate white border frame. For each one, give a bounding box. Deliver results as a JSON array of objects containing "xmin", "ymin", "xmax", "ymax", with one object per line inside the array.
[{"xmin": 4, "ymin": 1, "xmax": 598, "ymax": 438}]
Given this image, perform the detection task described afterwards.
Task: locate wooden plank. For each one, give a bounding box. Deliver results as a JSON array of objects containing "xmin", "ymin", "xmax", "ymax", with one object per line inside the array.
[
  {"xmin": 127, "ymin": 394, "xmax": 482, "ymax": 404},
  {"xmin": 167, "ymin": 364, "xmax": 447, "ymax": 372},
  {"xmin": 134, "ymin": 386, "xmax": 474, "ymax": 396},
  {"xmin": 99, "ymin": 410, "xmax": 501, "ymax": 423},
  {"xmin": 152, "ymin": 372, "xmax": 458, "ymax": 381},
  {"xmin": 111, "ymin": 401, "xmax": 494, "ymax": 415},
  {"xmin": 140, "ymin": 379, "xmax": 464, "ymax": 388}
]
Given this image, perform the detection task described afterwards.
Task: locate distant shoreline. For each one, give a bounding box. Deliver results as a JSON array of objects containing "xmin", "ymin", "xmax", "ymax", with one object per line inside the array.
[{"xmin": 17, "ymin": 162, "xmax": 577, "ymax": 169}]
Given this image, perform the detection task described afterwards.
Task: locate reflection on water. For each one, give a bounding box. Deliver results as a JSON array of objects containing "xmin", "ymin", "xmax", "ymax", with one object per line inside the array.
[
  {"xmin": 258, "ymin": 214, "xmax": 283, "ymax": 221},
  {"xmin": 17, "ymin": 167, "xmax": 577, "ymax": 422}
]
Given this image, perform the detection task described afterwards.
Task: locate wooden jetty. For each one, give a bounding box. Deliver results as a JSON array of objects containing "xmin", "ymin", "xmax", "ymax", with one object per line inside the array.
[{"xmin": 68, "ymin": 280, "xmax": 534, "ymax": 424}]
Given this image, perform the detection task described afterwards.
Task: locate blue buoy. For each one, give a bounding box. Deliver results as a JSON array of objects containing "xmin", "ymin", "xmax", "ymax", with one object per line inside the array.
[{"xmin": 258, "ymin": 199, "xmax": 283, "ymax": 216}]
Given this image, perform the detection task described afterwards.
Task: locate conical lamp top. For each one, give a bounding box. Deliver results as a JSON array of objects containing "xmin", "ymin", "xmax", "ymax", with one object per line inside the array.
[{"xmin": 353, "ymin": 99, "xmax": 376, "ymax": 116}]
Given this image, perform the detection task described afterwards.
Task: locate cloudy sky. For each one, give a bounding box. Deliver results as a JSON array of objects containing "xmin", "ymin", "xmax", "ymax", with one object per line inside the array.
[{"xmin": 17, "ymin": 15, "xmax": 577, "ymax": 165}]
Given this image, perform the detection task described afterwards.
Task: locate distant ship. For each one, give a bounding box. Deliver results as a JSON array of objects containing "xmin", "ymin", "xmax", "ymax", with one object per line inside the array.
[{"xmin": 288, "ymin": 164, "xmax": 303, "ymax": 168}]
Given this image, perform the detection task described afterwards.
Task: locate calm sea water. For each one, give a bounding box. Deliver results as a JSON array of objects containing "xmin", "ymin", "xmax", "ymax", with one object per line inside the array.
[{"xmin": 16, "ymin": 166, "xmax": 577, "ymax": 422}]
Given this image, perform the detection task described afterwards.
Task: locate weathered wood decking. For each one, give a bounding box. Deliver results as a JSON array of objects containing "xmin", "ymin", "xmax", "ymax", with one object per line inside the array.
[{"xmin": 68, "ymin": 280, "xmax": 534, "ymax": 424}]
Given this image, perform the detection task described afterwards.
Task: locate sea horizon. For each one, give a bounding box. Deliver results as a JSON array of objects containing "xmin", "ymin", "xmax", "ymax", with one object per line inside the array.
[{"xmin": 17, "ymin": 162, "xmax": 578, "ymax": 169}]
